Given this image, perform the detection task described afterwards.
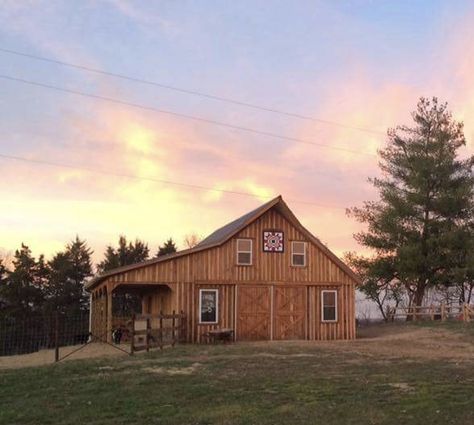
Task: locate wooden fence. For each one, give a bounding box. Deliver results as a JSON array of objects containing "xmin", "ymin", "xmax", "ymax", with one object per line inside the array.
[
  {"xmin": 131, "ymin": 311, "xmax": 186, "ymax": 354},
  {"xmin": 389, "ymin": 303, "xmax": 474, "ymax": 322}
]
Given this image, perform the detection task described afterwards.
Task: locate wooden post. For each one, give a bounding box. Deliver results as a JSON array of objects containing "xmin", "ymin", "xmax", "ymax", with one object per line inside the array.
[
  {"xmin": 441, "ymin": 303, "xmax": 446, "ymax": 321},
  {"xmin": 159, "ymin": 310, "xmax": 164, "ymax": 350},
  {"xmin": 180, "ymin": 310, "xmax": 186, "ymax": 343},
  {"xmin": 462, "ymin": 304, "xmax": 469, "ymax": 322},
  {"xmin": 172, "ymin": 310, "xmax": 176, "ymax": 347},
  {"xmin": 106, "ymin": 286, "xmax": 113, "ymax": 343},
  {"xmin": 146, "ymin": 317, "xmax": 150, "ymax": 352},
  {"xmin": 54, "ymin": 311, "xmax": 59, "ymax": 363},
  {"xmin": 430, "ymin": 305, "xmax": 434, "ymax": 321},
  {"xmin": 130, "ymin": 314, "xmax": 135, "ymax": 355}
]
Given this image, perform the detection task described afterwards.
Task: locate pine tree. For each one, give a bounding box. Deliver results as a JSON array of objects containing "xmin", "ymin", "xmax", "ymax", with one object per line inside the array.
[
  {"xmin": 45, "ymin": 236, "xmax": 93, "ymax": 314},
  {"xmin": 97, "ymin": 236, "xmax": 149, "ymax": 273},
  {"xmin": 157, "ymin": 238, "xmax": 177, "ymax": 257},
  {"xmin": 1, "ymin": 244, "xmax": 46, "ymax": 318},
  {"xmin": 0, "ymin": 258, "xmax": 8, "ymax": 312},
  {"xmin": 349, "ymin": 98, "xmax": 474, "ymax": 308}
]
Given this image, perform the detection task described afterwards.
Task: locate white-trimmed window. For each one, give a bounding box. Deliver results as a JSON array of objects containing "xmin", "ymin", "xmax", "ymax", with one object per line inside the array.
[
  {"xmin": 199, "ymin": 289, "xmax": 218, "ymax": 324},
  {"xmin": 291, "ymin": 241, "xmax": 307, "ymax": 266},
  {"xmin": 236, "ymin": 239, "xmax": 252, "ymax": 265},
  {"xmin": 321, "ymin": 290, "xmax": 338, "ymax": 322}
]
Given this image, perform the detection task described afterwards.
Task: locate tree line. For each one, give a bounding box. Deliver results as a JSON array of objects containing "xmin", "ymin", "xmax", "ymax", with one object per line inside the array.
[{"xmin": 0, "ymin": 235, "xmax": 184, "ymax": 320}]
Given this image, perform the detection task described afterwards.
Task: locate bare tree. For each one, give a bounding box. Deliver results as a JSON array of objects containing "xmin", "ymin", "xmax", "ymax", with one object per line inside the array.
[{"xmin": 184, "ymin": 234, "xmax": 201, "ymax": 249}]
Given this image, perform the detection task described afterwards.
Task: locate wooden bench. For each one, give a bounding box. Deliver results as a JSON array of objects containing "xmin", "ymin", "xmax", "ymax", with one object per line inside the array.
[{"xmin": 206, "ymin": 328, "xmax": 234, "ymax": 344}]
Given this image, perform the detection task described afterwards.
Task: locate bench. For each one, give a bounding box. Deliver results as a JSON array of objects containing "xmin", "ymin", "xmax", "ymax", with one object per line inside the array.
[{"xmin": 206, "ymin": 328, "xmax": 234, "ymax": 344}]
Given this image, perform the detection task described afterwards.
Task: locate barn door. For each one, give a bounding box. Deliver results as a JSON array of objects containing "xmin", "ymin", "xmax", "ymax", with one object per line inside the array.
[
  {"xmin": 237, "ymin": 286, "xmax": 271, "ymax": 341},
  {"xmin": 273, "ymin": 286, "xmax": 306, "ymax": 340}
]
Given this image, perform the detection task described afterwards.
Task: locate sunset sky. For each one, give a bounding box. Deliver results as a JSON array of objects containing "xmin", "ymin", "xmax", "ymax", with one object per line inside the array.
[{"xmin": 1, "ymin": 1, "xmax": 474, "ymax": 265}]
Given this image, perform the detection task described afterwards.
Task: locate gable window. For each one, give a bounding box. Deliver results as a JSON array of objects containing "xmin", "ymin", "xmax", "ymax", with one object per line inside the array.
[
  {"xmin": 199, "ymin": 289, "xmax": 218, "ymax": 324},
  {"xmin": 321, "ymin": 290, "xmax": 337, "ymax": 322},
  {"xmin": 237, "ymin": 239, "xmax": 252, "ymax": 265},
  {"xmin": 291, "ymin": 241, "xmax": 307, "ymax": 266}
]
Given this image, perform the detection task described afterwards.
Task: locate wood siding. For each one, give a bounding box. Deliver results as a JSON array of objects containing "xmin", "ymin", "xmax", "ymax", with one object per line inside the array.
[{"xmin": 91, "ymin": 208, "xmax": 357, "ymax": 342}]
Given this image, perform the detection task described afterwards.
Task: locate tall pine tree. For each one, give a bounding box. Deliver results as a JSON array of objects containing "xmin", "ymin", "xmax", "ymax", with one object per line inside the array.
[
  {"xmin": 45, "ymin": 236, "xmax": 93, "ymax": 314},
  {"xmin": 0, "ymin": 257, "xmax": 8, "ymax": 312},
  {"xmin": 157, "ymin": 238, "xmax": 177, "ymax": 257},
  {"xmin": 97, "ymin": 236, "xmax": 149, "ymax": 272},
  {"xmin": 349, "ymin": 98, "xmax": 474, "ymax": 308},
  {"xmin": 1, "ymin": 244, "xmax": 47, "ymax": 318}
]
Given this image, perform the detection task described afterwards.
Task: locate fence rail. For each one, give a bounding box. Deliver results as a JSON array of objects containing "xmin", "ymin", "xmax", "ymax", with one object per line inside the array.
[
  {"xmin": 389, "ymin": 303, "xmax": 474, "ymax": 322},
  {"xmin": 131, "ymin": 310, "xmax": 186, "ymax": 354}
]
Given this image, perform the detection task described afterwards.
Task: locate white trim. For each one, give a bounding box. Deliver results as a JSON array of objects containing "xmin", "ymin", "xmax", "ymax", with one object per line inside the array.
[
  {"xmin": 236, "ymin": 238, "xmax": 253, "ymax": 265},
  {"xmin": 321, "ymin": 290, "xmax": 338, "ymax": 322},
  {"xmin": 199, "ymin": 289, "xmax": 219, "ymax": 324},
  {"xmin": 291, "ymin": 241, "xmax": 307, "ymax": 267}
]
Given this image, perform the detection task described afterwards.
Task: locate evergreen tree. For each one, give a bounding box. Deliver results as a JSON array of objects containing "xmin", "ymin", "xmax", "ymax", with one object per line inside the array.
[
  {"xmin": 349, "ymin": 98, "xmax": 474, "ymax": 308},
  {"xmin": 97, "ymin": 236, "xmax": 149, "ymax": 272},
  {"xmin": 1, "ymin": 244, "xmax": 46, "ymax": 318},
  {"xmin": 157, "ymin": 238, "xmax": 177, "ymax": 257},
  {"xmin": 45, "ymin": 236, "xmax": 93, "ymax": 314},
  {"xmin": 0, "ymin": 258, "xmax": 8, "ymax": 312}
]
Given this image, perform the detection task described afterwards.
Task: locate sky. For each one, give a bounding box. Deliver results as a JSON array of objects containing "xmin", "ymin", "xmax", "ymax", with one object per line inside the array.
[{"xmin": 1, "ymin": 0, "xmax": 474, "ymax": 266}]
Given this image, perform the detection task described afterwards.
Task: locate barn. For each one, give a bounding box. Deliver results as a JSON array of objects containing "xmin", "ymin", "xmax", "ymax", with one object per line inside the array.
[{"xmin": 86, "ymin": 196, "xmax": 359, "ymax": 342}]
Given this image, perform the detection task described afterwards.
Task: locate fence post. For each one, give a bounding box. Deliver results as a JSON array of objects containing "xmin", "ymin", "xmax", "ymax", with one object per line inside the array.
[
  {"xmin": 159, "ymin": 310, "xmax": 164, "ymax": 351},
  {"xmin": 54, "ymin": 311, "xmax": 59, "ymax": 363},
  {"xmin": 146, "ymin": 317, "xmax": 150, "ymax": 352},
  {"xmin": 441, "ymin": 303, "xmax": 446, "ymax": 321},
  {"xmin": 130, "ymin": 314, "xmax": 135, "ymax": 355},
  {"xmin": 172, "ymin": 310, "xmax": 176, "ymax": 347},
  {"xmin": 180, "ymin": 310, "xmax": 186, "ymax": 343}
]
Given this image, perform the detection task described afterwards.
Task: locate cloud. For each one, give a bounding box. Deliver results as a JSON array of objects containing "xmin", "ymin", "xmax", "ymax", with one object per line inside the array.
[{"xmin": 3, "ymin": 3, "xmax": 474, "ymax": 265}]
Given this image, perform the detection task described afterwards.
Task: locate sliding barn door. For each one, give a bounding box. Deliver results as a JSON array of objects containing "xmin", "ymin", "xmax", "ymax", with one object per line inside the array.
[
  {"xmin": 236, "ymin": 286, "xmax": 271, "ymax": 341},
  {"xmin": 273, "ymin": 286, "xmax": 306, "ymax": 340}
]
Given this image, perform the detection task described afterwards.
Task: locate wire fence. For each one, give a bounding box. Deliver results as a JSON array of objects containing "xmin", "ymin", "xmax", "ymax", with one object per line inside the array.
[{"xmin": 0, "ymin": 311, "xmax": 90, "ymax": 357}]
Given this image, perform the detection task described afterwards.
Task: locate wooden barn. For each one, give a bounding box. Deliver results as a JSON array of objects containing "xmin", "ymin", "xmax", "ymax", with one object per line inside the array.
[{"xmin": 86, "ymin": 196, "xmax": 359, "ymax": 343}]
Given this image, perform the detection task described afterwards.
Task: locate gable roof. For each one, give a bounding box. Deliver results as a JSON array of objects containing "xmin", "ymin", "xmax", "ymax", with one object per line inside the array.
[
  {"xmin": 86, "ymin": 195, "xmax": 360, "ymax": 290},
  {"xmin": 195, "ymin": 197, "xmax": 280, "ymax": 249}
]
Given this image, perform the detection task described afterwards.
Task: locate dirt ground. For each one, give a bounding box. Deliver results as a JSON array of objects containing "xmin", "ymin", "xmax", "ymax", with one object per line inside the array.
[
  {"xmin": 0, "ymin": 341, "xmax": 131, "ymax": 369},
  {"xmin": 1, "ymin": 322, "xmax": 472, "ymax": 370}
]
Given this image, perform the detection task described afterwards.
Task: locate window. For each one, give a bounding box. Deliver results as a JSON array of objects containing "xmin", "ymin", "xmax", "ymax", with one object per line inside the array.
[
  {"xmin": 237, "ymin": 239, "xmax": 252, "ymax": 265},
  {"xmin": 291, "ymin": 241, "xmax": 307, "ymax": 266},
  {"xmin": 199, "ymin": 289, "xmax": 218, "ymax": 324},
  {"xmin": 321, "ymin": 290, "xmax": 337, "ymax": 322}
]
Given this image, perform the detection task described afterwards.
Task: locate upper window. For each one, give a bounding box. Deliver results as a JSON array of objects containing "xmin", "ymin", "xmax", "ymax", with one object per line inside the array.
[
  {"xmin": 291, "ymin": 241, "xmax": 307, "ymax": 266},
  {"xmin": 321, "ymin": 290, "xmax": 337, "ymax": 322},
  {"xmin": 199, "ymin": 289, "xmax": 218, "ymax": 324},
  {"xmin": 237, "ymin": 239, "xmax": 252, "ymax": 265}
]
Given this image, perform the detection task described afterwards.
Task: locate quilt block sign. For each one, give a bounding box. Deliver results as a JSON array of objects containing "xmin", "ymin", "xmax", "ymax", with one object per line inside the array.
[{"xmin": 263, "ymin": 231, "xmax": 284, "ymax": 252}]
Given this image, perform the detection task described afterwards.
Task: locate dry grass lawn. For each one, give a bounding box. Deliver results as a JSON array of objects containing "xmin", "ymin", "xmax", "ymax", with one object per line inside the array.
[{"xmin": 0, "ymin": 321, "xmax": 473, "ymax": 424}]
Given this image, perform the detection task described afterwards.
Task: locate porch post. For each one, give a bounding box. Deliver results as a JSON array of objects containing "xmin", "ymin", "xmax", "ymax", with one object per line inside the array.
[{"xmin": 106, "ymin": 284, "xmax": 113, "ymax": 343}]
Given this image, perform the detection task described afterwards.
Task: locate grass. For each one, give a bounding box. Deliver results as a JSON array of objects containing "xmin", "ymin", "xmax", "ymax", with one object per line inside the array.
[{"xmin": 1, "ymin": 324, "xmax": 474, "ymax": 425}]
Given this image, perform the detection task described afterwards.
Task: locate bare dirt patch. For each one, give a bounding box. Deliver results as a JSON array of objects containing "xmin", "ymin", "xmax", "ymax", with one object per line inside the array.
[
  {"xmin": 142, "ymin": 362, "xmax": 202, "ymax": 375},
  {"xmin": 0, "ymin": 342, "xmax": 130, "ymax": 370}
]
